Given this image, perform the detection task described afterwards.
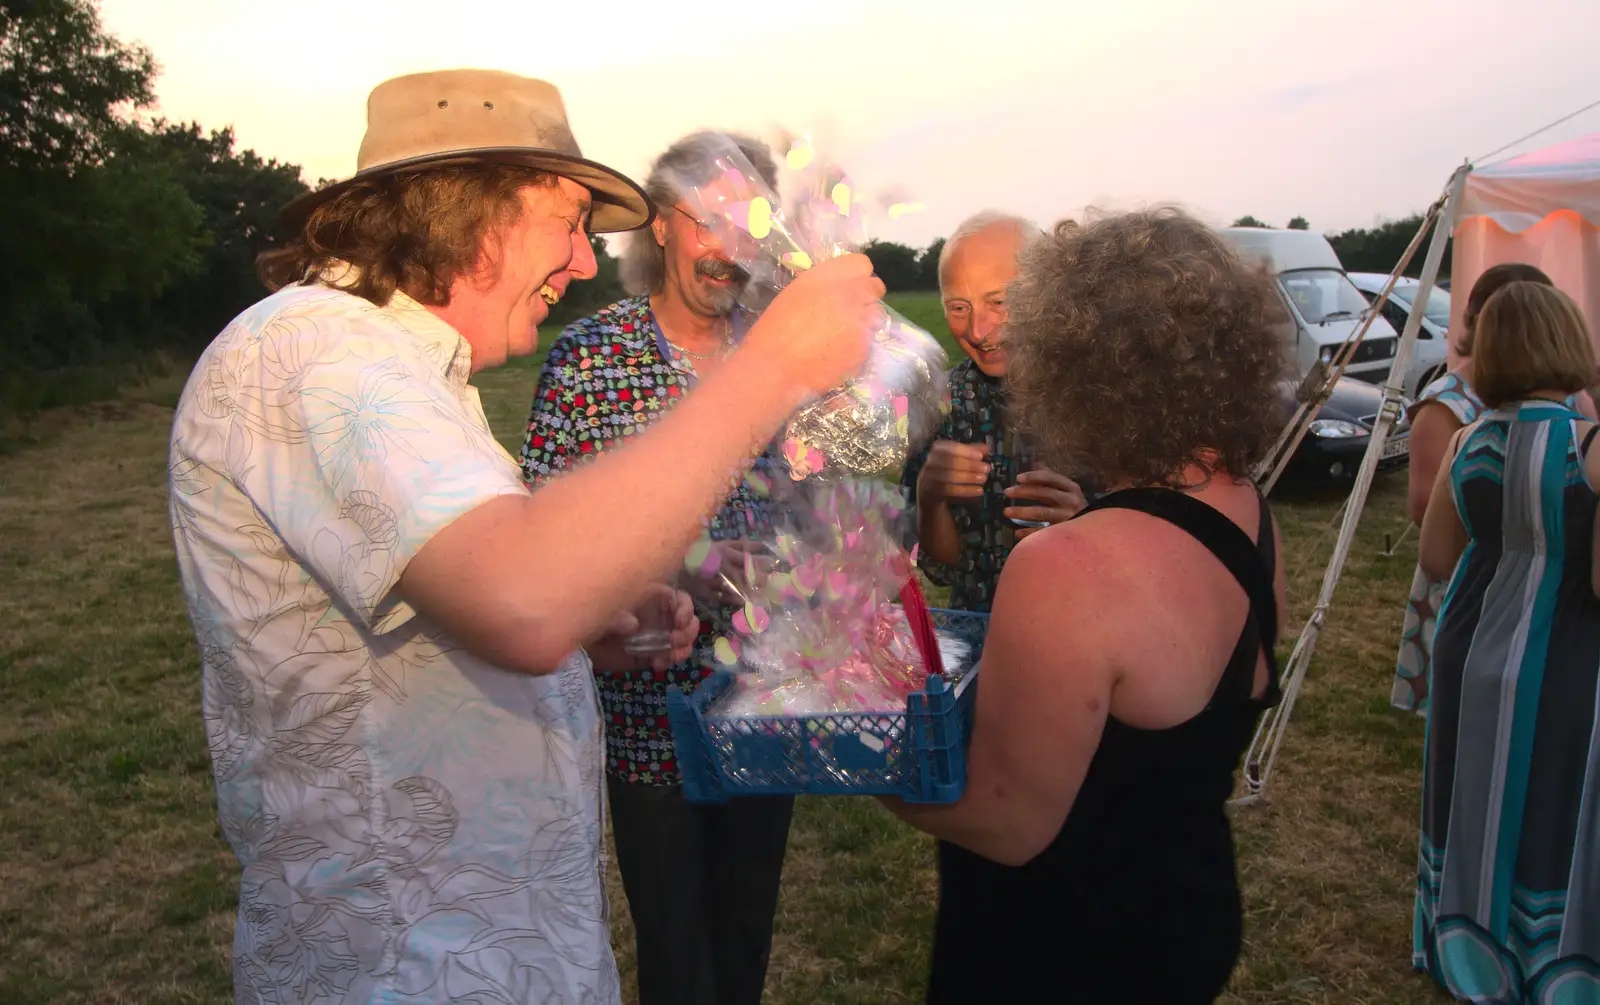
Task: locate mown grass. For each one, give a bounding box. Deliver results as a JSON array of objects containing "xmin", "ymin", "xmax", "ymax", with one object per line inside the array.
[{"xmin": 0, "ymin": 291, "xmax": 1444, "ymax": 1003}]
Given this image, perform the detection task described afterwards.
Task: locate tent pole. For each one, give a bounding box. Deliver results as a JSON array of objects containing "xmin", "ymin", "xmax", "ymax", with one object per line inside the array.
[{"xmin": 1233, "ymin": 165, "xmax": 1469, "ymax": 806}]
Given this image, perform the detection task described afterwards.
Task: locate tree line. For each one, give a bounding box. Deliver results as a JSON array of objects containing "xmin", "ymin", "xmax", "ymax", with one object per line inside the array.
[
  {"xmin": 2, "ymin": 0, "xmax": 311, "ymax": 415},
  {"xmin": 864, "ymin": 210, "xmax": 1451, "ymax": 295},
  {"xmin": 1, "ymin": 0, "xmax": 1453, "ymax": 419}
]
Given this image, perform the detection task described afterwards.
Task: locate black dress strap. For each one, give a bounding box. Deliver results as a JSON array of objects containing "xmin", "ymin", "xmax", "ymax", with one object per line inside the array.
[
  {"xmin": 1081, "ymin": 487, "xmax": 1280, "ymax": 704},
  {"xmin": 1582, "ymin": 425, "xmax": 1599, "ymax": 458}
]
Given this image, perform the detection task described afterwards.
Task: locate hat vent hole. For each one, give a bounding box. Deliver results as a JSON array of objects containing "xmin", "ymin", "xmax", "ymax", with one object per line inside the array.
[
  {"xmin": 437, "ymin": 100, "xmax": 448, "ymax": 108},
  {"xmin": 483, "ymin": 101, "xmax": 494, "ymax": 109}
]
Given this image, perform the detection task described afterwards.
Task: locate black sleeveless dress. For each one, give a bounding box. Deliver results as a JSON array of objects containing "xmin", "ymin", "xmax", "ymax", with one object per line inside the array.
[{"xmin": 927, "ymin": 487, "xmax": 1282, "ymax": 1004}]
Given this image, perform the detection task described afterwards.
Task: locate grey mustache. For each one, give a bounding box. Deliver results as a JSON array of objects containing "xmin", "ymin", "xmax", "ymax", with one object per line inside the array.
[{"xmin": 696, "ymin": 259, "xmax": 749, "ymax": 284}]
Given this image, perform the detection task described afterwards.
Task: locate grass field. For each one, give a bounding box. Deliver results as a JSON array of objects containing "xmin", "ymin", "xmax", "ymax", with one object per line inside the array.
[{"xmin": 0, "ymin": 292, "xmax": 1446, "ymax": 1003}]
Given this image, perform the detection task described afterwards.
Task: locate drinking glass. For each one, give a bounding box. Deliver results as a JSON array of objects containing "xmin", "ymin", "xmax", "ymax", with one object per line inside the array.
[
  {"xmin": 622, "ymin": 584, "xmax": 682, "ymax": 657},
  {"xmin": 1003, "ymin": 427, "xmax": 1049, "ymax": 530}
]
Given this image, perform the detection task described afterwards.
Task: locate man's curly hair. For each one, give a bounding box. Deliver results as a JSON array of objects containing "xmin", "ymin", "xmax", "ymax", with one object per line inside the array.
[{"xmin": 1006, "ymin": 208, "xmax": 1290, "ymax": 489}]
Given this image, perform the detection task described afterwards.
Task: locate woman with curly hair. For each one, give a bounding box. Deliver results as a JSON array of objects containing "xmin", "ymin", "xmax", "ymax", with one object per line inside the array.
[{"xmin": 887, "ymin": 208, "xmax": 1289, "ymax": 1003}]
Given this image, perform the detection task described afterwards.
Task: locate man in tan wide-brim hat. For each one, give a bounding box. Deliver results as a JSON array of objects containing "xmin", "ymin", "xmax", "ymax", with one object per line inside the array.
[{"xmin": 168, "ymin": 68, "xmax": 883, "ymax": 1003}]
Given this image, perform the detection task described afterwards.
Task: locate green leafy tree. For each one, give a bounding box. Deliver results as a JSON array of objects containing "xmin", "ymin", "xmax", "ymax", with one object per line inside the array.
[
  {"xmin": 0, "ymin": 0, "xmax": 156, "ymax": 170},
  {"xmin": 1287, "ymin": 216, "xmax": 1310, "ymax": 230},
  {"xmin": 916, "ymin": 237, "xmax": 946, "ymax": 291},
  {"xmin": 1231, "ymin": 215, "xmax": 1270, "ymax": 228},
  {"xmin": 143, "ymin": 121, "xmax": 308, "ymax": 342},
  {"xmin": 862, "ymin": 239, "xmax": 921, "ymax": 293},
  {"xmin": 1327, "ymin": 214, "xmax": 1452, "ymax": 279},
  {"xmin": 0, "ymin": 0, "xmax": 214, "ymax": 413},
  {"xmin": 3, "ymin": 123, "xmax": 205, "ymax": 370}
]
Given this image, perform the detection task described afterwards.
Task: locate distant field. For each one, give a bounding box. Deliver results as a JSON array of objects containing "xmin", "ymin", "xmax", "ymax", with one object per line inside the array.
[{"xmin": 885, "ymin": 290, "xmax": 955, "ymax": 356}]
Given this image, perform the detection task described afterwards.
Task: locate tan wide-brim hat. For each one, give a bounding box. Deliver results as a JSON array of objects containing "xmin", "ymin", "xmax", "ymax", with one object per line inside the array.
[{"xmin": 280, "ymin": 69, "xmax": 652, "ymax": 234}]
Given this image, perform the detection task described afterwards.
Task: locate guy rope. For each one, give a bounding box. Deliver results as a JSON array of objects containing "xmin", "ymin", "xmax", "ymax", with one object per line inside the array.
[{"xmin": 1233, "ymin": 165, "xmax": 1470, "ymax": 806}]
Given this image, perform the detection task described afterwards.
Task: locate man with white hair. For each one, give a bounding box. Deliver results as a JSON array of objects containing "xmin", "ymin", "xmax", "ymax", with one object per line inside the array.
[
  {"xmin": 169, "ymin": 73, "xmax": 882, "ymax": 1004},
  {"xmin": 900, "ymin": 211, "xmax": 1087, "ymax": 612},
  {"xmin": 520, "ymin": 130, "xmax": 794, "ymax": 1005}
]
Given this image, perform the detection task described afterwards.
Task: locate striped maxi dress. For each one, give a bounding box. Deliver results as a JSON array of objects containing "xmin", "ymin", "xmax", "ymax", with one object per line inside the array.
[{"xmin": 1417, "ymin": 400, "xmax": 1600, "ymax": 1003}]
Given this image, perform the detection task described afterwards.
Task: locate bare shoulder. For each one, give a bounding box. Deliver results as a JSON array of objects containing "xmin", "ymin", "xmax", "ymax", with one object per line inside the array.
[
  {"xmin": 1012, "ymin": 480, "xmax": 1274, "ymax": 627},
  {"xmin": 1004, "ymin": 515, "xmax": 1144, "ymax": 595},
  {"xmin": 983, "ymin": 520, "xmax": 1131, "ymax": 702},
  {"xmin": 995, "ymin": 514, "xmax": 1159, "ymax": 637},
  {"xmin": 999, "ymin": 478, "xmax": 1272, "ymax": 597}
]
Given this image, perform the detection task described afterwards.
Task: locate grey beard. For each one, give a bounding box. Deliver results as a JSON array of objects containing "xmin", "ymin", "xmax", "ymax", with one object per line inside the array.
[
  {"xmin": 695, "ymin": 259, "xmax": 748, "ymax": 314},
  {"xmin": 704, "ymin": 283, "xmax": 740, "ymax": 315}
]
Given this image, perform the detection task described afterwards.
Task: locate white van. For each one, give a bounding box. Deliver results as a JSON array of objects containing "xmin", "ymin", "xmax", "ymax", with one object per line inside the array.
[
  {"xmin": 1348, "ymin": 272, "xmax": 1452, "ymax": 398},
  {"xmin": 1218, "ymin": 228, "xmax": 1400, "ymax": 386}
]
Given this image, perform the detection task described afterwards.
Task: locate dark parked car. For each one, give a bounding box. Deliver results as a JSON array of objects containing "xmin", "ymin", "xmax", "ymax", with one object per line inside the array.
[{"xmin": 1277, "ymin": 375, "xmax": 1411, "ymax": 485}]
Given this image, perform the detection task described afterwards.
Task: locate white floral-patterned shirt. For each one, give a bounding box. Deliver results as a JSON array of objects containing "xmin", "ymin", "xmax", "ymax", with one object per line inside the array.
[{"xmin": 168, "ymin": 281, "xmax": 618, "ymax": 1003}]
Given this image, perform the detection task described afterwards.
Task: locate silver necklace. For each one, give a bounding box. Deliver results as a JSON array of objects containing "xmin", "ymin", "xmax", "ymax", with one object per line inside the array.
[{"xmin": 667, "ymin": 316, "xmax": 734, "ymax": 361}]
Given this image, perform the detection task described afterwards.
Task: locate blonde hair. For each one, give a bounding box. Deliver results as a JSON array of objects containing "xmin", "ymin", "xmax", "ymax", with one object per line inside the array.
[{"xmin": 1473, "ymin": 281, "xmax": 1595, "ymax": 408}]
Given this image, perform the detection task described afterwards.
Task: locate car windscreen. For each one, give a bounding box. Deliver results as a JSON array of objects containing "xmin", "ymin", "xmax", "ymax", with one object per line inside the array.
[
  {"xmin": 1280, "ymin": 269, "xmax": 1375, "ymax": 325},
  {"xmin": 1391, "ymin": 283, "xmax": 1451, "ymax": 329}
]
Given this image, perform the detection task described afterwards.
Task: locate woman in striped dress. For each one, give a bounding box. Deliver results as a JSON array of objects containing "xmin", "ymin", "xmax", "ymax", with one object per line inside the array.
[
  {"xmin": 1415, "ymin": 280, "xmax": 1600, "ymax": 1002},
  {"xmin": 1391, "ymin": 263, "xmax": 1585, "ymax": 714}
]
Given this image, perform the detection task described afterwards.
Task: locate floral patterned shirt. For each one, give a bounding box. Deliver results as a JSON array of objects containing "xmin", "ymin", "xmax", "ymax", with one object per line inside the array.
[
  {"xmin": 899, "ymin": 359, "xmax": 1030, "ymax": 613},
  {"xmin": 169, "ymin": 282, "xmax": 617, "ymax": 1004},
  {"xmin": 520, "ymin": 295, "xmax": 774, "ymax": 786}
]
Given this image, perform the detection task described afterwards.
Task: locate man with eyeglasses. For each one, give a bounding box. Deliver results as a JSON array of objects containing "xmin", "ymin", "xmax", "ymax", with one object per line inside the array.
[{"xmin": 519, "ymin": 131, "xmax": 791, "ymax": 1005}]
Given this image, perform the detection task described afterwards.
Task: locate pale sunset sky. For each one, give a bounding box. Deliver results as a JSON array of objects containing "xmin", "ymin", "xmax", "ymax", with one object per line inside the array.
[{"xmin": 100, "ymin": 0, "xmax": 1599, "ymax": 248}]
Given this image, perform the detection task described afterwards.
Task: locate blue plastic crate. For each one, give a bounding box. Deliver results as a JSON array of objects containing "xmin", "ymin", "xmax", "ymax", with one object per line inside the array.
[{"xmin": 666, "ymin": 608, "xmax": 988, "ymax": 804}]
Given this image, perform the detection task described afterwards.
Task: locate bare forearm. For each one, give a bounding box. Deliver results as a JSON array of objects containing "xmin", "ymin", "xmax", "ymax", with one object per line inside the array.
[
  {"xmin": 881, "ymin": 795, "xmax": 1031, "ymax": 866},
  {"xmin": 884, "ymin": 796, "xmax": 978, "ymax": 843},
  {"xmin": 1419, "ymin": 534, "xmax": 1464, "ymax": 582},
  {"xmin": 516, "ymin": 355, "xmax": 799, "ymax": 638},
  {"xmin": 917, "ymin": 497, "xmax": 962, "ymax": 568},
  {"xmin": 1407, "ymin": 405, "xmax": 1459, "ymax": 526},
  {"xmin": 403, "ymin": 349, "xmax": 800, "ymax": 673},
  {"xmin": 1418, "ymin": 437, "xmax": 1467, "ymax": 582},
  {"xmin": 1418, "ymin": 504, "xmax": 1467, "ymax": 582}
]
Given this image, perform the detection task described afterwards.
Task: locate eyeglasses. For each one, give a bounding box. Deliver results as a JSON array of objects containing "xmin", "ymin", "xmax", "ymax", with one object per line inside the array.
[{"xmin": 673, "ymin": 206, "xmax": 717, "ymax": 246}]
